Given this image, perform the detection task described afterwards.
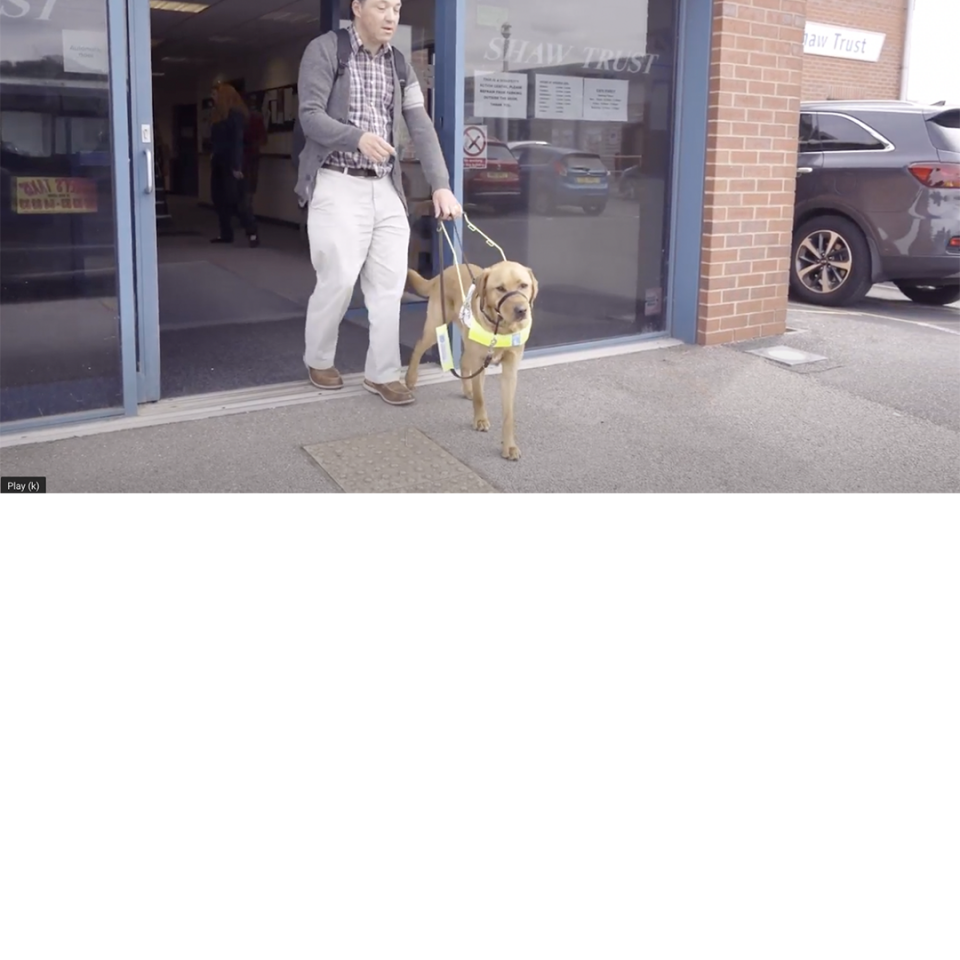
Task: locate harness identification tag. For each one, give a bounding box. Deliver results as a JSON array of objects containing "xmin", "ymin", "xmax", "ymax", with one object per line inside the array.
[{"xmin": 435, "ymin": 324, "xmax": 454, "ymax": 371}]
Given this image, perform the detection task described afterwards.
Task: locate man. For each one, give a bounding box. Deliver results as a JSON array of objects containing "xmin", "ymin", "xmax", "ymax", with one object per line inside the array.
[{"xmin": 295, "ymin": 0, "xmax": 461, "ymax": 406}]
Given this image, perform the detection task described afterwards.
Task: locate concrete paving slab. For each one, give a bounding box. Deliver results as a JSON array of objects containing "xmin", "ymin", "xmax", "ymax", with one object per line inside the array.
[{"xmin": 303, "ymin": 428, "xmax": 495, "ymax": 493}]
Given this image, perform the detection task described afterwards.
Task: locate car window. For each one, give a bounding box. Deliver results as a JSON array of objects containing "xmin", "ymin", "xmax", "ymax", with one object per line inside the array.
[
  {"xmin": 926, "ymin": 109, "xmax": 960, "ymax": 153},
  {"xmin": 486, "ymin": 143, "xmax": 515, "ymax": 162},
  {"xmin": 562, "ymin": 153, "xmax": 606, "ymax": 172},
  {"xmin": 815, "ymin": 114, "xmax": 887, "ymax": 151},
  {"xmin": 798, "ymin": 113, "xmax": 817, "ymax": 151}
]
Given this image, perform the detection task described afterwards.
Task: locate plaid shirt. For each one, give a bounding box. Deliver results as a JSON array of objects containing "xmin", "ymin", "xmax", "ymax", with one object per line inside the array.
[{"xmin": 326, "ymin": 23, "xmax": 395, "ymax": 176}]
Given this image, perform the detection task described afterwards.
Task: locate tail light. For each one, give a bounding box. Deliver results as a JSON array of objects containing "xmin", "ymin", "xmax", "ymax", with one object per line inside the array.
[
  {"xmin": 908, "ymin": 162, "xmax": 960, "ymax": 188},
  {"xmin": 554, "ymin": 160, "xmax": 567, "ymax": 176},
  {"xmin": 949, "ymin": 237, "xmax": 960, "ymax": 250}
]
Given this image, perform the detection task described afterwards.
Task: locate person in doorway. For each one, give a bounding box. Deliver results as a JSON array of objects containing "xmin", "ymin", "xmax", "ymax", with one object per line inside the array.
[
  {"xmin": 295, "ymin": 0, "xmax": 461, "ymax": 406},
  {"xmin": 243, "ymin": 93, "xmax": 268, "ymax": 211},
  {"xmin": 209, "ymin": 82, "xmax": 259, "ymax": 247}
]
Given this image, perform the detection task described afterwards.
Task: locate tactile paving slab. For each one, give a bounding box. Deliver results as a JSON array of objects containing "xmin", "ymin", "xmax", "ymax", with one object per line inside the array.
[{"xmin": 303, "ymin": 428, "xmax": 496, "ymax": 493}]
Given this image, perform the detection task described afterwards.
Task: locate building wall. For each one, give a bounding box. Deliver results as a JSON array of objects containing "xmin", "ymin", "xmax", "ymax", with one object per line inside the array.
[
  {"xmin": 801, "ymin": 0, "xmax": 907, "ymax": 100},
  {"xmin": 697, "ymin": 0, "xmax": 806, "ymax": 345}
]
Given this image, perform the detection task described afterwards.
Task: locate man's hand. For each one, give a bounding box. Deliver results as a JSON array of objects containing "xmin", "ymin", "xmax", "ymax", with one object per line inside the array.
[
  {"xmin": 358, "ymin": 132, "xmax": 396, "ymax": 163},
  {"xmin": 232, "ymin": 170, "xmax": 244, "ymax": 180},
  {"xmin": 433, "ymin": 188, "xmax": 462, "ymax": 220}
]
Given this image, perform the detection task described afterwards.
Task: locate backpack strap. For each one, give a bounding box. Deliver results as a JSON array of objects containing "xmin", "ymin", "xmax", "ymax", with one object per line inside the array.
[{"xmin": 335, "ymin": 27, "xmax": 352, "ymax": 80}]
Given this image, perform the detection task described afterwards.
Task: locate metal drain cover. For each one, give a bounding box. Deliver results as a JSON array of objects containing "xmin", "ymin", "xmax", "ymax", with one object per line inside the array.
[
  {"xmin": 747, "ymin": 344, "xmax": 828, "ymax": 366},
  {"xmin": 303, "ymin": 427, "xmax": 496, "ymax": 493}
]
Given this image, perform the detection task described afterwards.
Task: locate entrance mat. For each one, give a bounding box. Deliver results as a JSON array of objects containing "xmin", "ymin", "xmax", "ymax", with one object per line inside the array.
[
  {"xmin": 158, "ymin": 260, "xmax": 304, "ymax": 330},
  {"xmin": 303, "ymin": 428, "xmax": 496, "ymax": 493},
  {"xmin": 160, "ymin": 317, "xmax": 377, "ymax": 397}
]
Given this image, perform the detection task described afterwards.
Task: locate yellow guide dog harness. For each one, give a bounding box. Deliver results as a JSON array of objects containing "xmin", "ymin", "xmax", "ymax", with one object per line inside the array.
[{"xmin": 435, "ymin": 215, "xmax": 531, "ymax": 378}]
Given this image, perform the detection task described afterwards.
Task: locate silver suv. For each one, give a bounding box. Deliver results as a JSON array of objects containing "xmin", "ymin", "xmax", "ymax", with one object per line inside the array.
[{"xmin": 792, "ymin": 101, "xmax": 960, "ymax": 307}]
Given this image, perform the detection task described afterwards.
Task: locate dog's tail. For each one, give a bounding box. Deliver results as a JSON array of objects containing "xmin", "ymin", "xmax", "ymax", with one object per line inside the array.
[{"xmin": 406, "ymin": 269, "xmax": 437, "ymax": 299}]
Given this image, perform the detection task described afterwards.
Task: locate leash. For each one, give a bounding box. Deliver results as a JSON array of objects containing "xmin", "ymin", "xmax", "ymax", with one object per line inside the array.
[{"xmin": 435, "ymin": 214, "xmax": 527, "ymax": 380}]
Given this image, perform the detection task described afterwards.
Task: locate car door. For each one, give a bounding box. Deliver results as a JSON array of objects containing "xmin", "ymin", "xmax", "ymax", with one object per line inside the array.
[{"xmin": 794, "ymin": 112, "xmax": 825, "ymax": 217}]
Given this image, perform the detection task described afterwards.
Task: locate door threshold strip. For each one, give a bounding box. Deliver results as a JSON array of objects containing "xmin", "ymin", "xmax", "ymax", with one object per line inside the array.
[{"xmin": 0, "ymin": 337, "xmax": 682, "ymax": 448}]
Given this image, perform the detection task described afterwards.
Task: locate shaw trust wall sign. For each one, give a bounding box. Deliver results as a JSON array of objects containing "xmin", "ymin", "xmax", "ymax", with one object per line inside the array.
[{"xmin": 802, "ymin": 21, "xmax": 886, "ymax": 63}]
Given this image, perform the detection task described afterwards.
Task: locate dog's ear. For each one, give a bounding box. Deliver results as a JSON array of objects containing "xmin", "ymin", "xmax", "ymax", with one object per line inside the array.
[
  {"xmin": 475, "ymin": 267, "xmax": 491, "ymax": 307},
  {"xmin": 527, "ymin": 269, "xmax": 539, "ymax": 304}
]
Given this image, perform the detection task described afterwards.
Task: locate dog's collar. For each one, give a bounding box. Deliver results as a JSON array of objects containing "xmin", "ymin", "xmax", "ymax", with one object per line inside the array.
[{"xmin": 460, "ymin": 283, "xmax": 531, "ymax": 349}]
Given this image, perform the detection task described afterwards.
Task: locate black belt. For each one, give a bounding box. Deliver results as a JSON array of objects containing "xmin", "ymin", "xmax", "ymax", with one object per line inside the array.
[{"xmin": 324, "ymin": 164, "xmax": 381, "ymax": 179}]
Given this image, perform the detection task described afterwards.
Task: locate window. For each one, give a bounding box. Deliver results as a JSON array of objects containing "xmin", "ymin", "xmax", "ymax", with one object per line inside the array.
[
  {"xmin": 0, "ymin": 1, "xmax": 124, "ymax": 423},
  {"xmin": 926, "ymin": 109, "xmax": 960, "ymax": 153},
  {"xmin": 815, "ymin": 114, "xmax": 887, "ymax": 152},
  {"xmin": 462, "ymin": 0, "xmax": 681, "ymax": 347},
  {"xmin": 486, "ymin": 142, "xmax": 516, "ymax": 162},
  {"xmin": 798, "ymin": 113, "xmax": 817, "ymax": 151}
]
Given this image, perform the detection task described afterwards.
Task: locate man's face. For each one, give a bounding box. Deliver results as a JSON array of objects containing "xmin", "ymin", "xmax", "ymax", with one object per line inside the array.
[{"xmin": 352, "ymin": 0, "xmax": 401, "ymax": 45}]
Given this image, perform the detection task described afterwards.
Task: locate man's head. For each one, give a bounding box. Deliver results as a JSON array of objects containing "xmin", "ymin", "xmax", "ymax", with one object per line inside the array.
[{"xmin": 351, "ymin": 0, "xmax": 401, "ymax": 49}]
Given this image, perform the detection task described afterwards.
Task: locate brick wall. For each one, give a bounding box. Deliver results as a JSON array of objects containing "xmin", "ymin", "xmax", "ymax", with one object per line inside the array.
[
  {"xmin": 801, "ymin": 0, "xmax": 906, "ymax": 100},
  {"xmin": 697, "ymin": 0, "xmax": 806, "ymax": 345}
]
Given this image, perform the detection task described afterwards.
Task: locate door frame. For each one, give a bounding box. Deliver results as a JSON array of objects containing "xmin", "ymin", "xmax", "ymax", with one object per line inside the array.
[{"xmin": 127, "ymin": 0, "xmax": 161, "ymax": 403}]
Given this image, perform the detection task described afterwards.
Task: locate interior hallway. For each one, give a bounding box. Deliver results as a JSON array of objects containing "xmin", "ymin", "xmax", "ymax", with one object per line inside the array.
[{"xmin": 157, "ymin": 196, "xmax": 431, "ymax": 397}]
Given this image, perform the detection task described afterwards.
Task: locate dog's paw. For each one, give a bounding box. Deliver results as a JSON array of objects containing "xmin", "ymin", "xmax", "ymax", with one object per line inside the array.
[
  {"xmin": 502, "ymin": 444, "xmax": 521, "ymax": 461},
  {"xmin": 474, "ymin": 416, "xmax": 490, "ymax": 432},
  {"xmin": 404, "ymin": 373, "xmax": 418, "ymax": 390}
]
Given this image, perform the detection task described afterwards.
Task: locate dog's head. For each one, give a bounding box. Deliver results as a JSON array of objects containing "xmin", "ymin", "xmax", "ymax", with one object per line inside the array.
[{"xmin": 475, "ymin": 260, "xmax": 538, "ymax": 328}]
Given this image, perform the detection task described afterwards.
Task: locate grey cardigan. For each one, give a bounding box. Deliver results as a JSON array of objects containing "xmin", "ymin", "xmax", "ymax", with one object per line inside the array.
[{"xmin": 295, "ymin": 31, "xmax": 451, "ymax": 212}]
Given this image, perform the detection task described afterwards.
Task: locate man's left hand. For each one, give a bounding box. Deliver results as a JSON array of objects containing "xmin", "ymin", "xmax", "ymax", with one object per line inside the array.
[{"xmin": 433, "ymin": 188, "xmax": 462, "ymax": 220}]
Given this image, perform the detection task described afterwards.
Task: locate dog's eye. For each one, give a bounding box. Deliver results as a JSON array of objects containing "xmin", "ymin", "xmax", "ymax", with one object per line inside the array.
[
  {"xmin": 519, "ymin": 283, "xmax": 528, "ymax": 289},
  {"xmin": 497, "ymin": 285, "xmax": 507, "ymax": 293}
]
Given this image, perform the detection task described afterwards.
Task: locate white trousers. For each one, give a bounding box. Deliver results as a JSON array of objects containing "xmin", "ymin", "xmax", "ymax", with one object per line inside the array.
[{"xmin": 304, "ymin": 168, "xmax": 411, "ymax": 385}]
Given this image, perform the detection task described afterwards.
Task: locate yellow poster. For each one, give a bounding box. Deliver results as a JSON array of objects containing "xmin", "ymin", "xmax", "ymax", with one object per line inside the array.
[{"xmin": 13, "ymin": 177, "xmax": 98, "ymax": 215}]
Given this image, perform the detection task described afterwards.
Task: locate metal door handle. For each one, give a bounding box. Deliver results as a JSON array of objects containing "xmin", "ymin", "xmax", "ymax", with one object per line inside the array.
[
  {"xmin": 145, "ymin": 148, "xmax": 154, "ymax": 194},
  {"xmin": 797, "ymin": 167, "xmax": 813, "ymax": 175}
]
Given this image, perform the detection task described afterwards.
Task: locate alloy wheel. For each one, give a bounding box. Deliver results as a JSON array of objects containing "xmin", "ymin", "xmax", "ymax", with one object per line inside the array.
[{"xmin": 795, "ymin": 229, "xmax": 854, "ymax": 295}]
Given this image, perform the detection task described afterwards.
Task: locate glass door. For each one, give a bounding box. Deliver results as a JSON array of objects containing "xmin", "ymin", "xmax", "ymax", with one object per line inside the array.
[{"xmin": 0, "ymin": 0, "xmax": 140, "ymax": 426}]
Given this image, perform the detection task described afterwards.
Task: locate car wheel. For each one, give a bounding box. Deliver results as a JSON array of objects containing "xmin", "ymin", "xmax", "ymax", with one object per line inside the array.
[
  {"xmin": 623, "ymin": 180, "xmax": 638, "ymax": 200},
  {"xmin": 893, "ymin": 281, "xmax": 960, "ymax": 306},
  {"xmin": 790, "ymin": 215, "xmax": 872, "ymax": 307}
]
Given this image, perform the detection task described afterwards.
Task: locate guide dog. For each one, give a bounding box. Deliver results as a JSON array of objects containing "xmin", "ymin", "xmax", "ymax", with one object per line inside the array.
[{"xmin": 405, "ymin": 260, "xmax": 538, "ymax": 461}]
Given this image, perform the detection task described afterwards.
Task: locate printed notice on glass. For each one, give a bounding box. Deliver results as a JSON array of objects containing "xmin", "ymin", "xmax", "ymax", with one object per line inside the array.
[
  {"xmin": 474, "ymin": 71, "xmax": 528, "ymax": 119},
  {"xmin": 534, "ymin": 75, "xmax": 583, "ymax": 120},
  {"xmin": 582, "ymin": 78, "xmax": 629, "ymax": 122},
  {"xmin": 62, "ymin": 31, "xmax": 109, "ymax": 75}
]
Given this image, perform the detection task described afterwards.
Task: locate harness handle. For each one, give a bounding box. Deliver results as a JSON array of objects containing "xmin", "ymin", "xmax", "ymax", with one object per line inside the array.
[{"xmin": 436, "ymin": 216, "xmax": 499, "ymax": 381}]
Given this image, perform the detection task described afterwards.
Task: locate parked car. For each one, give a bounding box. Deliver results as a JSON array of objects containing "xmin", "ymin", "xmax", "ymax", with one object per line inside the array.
[
  {"xmin": 618, "ymin": 164, "xmax": 643, "ymax": 200},
  {"xmin": 792, "ymin": 101, "xmax": 960, "ymax": 307},
  {"xmin": 507, "ymin": 143, "xmax": 610, "ymax": 215},
  {"xmin": 463, "ymin": 138, "xmax": 521, "ymax": 212}
]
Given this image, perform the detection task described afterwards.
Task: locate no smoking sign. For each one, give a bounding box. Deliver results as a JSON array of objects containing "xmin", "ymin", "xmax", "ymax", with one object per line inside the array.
[{"xmin": 463, "ymin": 124, "xmax": 487, "ymax": 169}]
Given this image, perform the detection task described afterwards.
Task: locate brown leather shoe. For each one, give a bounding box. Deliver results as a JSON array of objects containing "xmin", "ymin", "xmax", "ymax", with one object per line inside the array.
[
  {"xmin": 363, "ymin": 379, "xmax": 415, "ymax": 405},
  {"xmin": 308, "ymin": 367, "xmax": 343, "ymax": 390}
]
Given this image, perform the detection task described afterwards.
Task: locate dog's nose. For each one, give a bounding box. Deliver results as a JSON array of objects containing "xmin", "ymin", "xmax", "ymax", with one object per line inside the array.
[{"xmin": 515, "ymin": 305, "xmax": 527, "ymax": 318}]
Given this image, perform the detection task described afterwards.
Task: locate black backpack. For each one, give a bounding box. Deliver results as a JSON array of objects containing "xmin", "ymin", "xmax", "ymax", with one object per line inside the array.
[{"xmin": 291, "ymin": 27, "xmax": 408, "ymax": 168}]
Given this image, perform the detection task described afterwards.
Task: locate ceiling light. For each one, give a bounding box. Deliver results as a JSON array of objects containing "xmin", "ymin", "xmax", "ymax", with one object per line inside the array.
[
  {"xmin": 259, "ymin": 11, "xmax": 318, "ymax": 23},
  {"xmin": 149, "ymin": 2, "xmax": 209, "ymax": 13},
  {"xmin": 209, "ymin": 36, "xmax": 237, "ymax": 43}
]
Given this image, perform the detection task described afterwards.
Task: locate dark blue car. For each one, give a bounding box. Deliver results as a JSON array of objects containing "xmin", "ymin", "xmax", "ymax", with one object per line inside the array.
[{"xmin": 508, "ymin": 142, "xmax": 610, "ymax": 216}]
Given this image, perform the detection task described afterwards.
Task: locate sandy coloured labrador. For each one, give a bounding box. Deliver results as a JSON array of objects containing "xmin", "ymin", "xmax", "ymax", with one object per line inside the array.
[{"xmin": 405, "ymin": 260, "xmax": 538, "ymax": 460}]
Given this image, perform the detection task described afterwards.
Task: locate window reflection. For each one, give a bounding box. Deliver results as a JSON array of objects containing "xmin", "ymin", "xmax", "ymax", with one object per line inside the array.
[
  {"xmin": 0, "ymin": 0, "xmax": 123, "ymax": 423},
  {"xmin": 461, "ymin": 0, "xmax": 678, "ymax": 347}
]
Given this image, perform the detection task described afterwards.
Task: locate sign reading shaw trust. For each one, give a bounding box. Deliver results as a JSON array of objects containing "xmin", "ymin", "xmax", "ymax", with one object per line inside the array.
[{"xmin": 802, "ymin": 21, "xmax": 886, "ymax": 63}]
